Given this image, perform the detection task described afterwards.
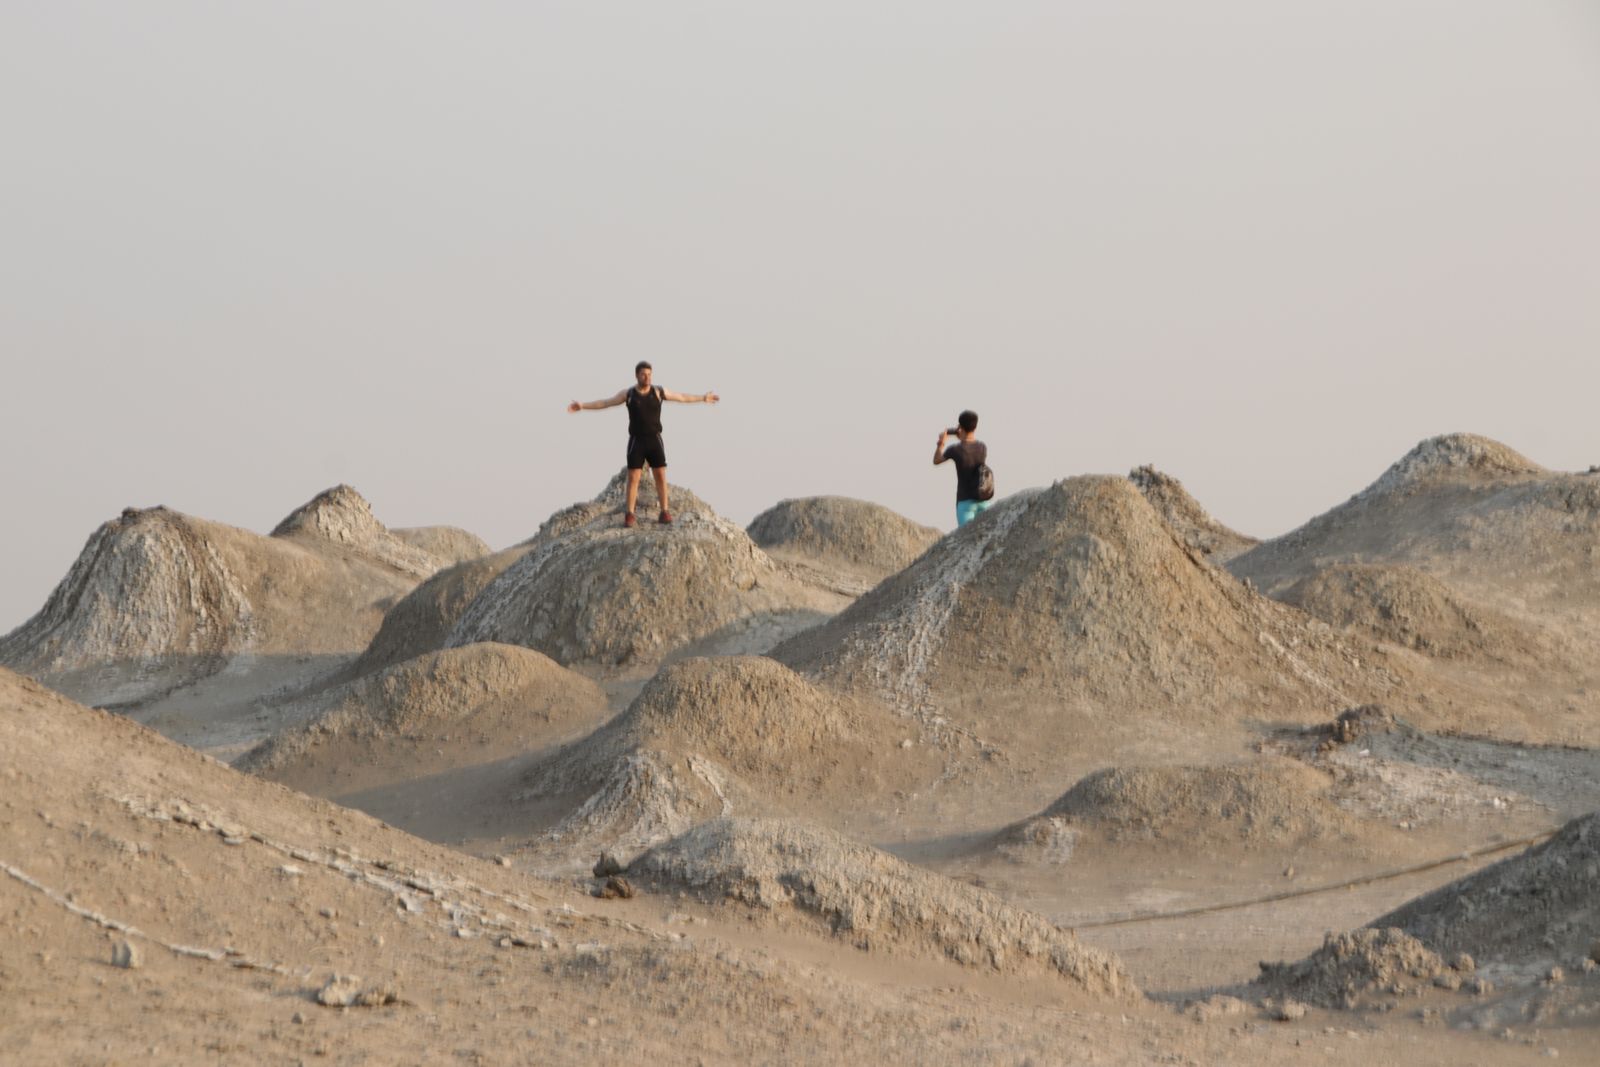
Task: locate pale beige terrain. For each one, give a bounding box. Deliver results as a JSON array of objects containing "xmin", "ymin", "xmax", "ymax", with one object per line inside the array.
[{"xmin": 3, "ymin": 441, "xmax": 1598, "ymax": 1064}]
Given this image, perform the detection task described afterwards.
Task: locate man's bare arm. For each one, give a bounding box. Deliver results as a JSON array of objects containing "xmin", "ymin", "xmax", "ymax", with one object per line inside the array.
[
  {"xmin": 660, "ymin": 389, "xmax": 720, "ymax": 404},
  {"xmin": 567, "ymin": 389, "xmax": 629, "ymax": 413},
  {"xmin": 934, "ymin": 430, "xmax": 951, "ymax": 465}
]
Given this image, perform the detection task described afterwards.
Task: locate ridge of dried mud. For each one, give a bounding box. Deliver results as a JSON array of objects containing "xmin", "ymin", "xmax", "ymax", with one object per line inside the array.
[
  {"xmin": 1374, "ymin": 810, "xmax": 1600, "ymax": 972},
  {"xmin": 1128, "ymin": 465, "xmax": 1258, "ymax": 562},
  {"xmin": 630, "ymin": 816, "xmax": 1136, "ymax": 998}
]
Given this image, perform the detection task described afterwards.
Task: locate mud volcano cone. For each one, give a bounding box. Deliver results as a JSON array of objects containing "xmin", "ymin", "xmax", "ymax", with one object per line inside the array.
[
  {"xmin": 442, "ymin": 478, "xmax": 846, "ymax": 671},
  {"xmin": 774, "ymin": 475, "xmax": 1388, "ymax": 729},
  {"xmin": 0, "ymin": 487, "xmax": 452, "ymax": 708},
  {"xmin": 1229, "ymin": 433, "xmax": 1598, "ymax": 607}
]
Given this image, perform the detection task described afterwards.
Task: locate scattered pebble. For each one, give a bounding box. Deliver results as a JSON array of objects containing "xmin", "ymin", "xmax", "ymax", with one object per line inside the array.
[
  {"xmin": 111, "ymin": 940, "xmax": 141, "ymax": 970},
  {"xmin": 594, "ymin": 875, "xmax": 635, "ymax": 900},
  {"xmin": 316, "ymin": 975, "xmax": 398, "ymax": 1008},
  {"xmin": 1273, "ymin": 1000, "xmax": 1307, "ymax": 1022}
]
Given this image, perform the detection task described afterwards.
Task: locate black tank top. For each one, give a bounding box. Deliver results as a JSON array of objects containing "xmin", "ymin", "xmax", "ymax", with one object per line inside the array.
[{"xmin": 625, "ymin": 385, "xmax": 663, "ymax": 436}]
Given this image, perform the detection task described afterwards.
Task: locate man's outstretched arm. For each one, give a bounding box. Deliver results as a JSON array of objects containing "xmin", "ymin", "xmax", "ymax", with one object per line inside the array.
[
  {"xmin": 568, "ymin": 389, "xmax": 629, "ymax": 413},
  {"xmin": 933, "ymin": 430, "xmax": 951, "ymax": 465},
  {"xmin": 659, "ymin": 388, "xmax": 720, "ymax": 404}
]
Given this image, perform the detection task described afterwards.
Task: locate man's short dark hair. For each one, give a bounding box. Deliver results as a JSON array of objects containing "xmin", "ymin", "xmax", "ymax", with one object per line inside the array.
[
  {"xmin": 635, "ymin": 360, "xmax": 652, "ymax": 374},
  {"xmin": 957, "ymin": 410, "xmax": 978, "ymax": 433}
]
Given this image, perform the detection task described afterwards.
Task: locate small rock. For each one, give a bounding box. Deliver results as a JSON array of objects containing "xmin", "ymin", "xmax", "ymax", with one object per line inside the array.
[
  {"xmin": 1188, "ymin": 995, "xmax": 1247, "ymax": 1022},
  {"xmin": 291, "ymin": 1012, "xmax": 305, "ymax": 1024},
  {"xmin": 1452, "ymin": 952, "xmax": 1476, "ymax": 973},
  {"xmin": 1433, "ymin": 972, "xmax": 1461, "ymax": 991},
  {"xmin": 111, "ymin": 940, "xmax": 141, "ymax": 970},
  {"xmin": 1581, "ymin": 957, "xmax": 1596, "ymax": 974},
  {"xmin": 495, "ymin": 855, "xmax": 512, "ymax": 867},
  {"xmin": 594, "ymin": 876, "xmax": 635, "ymax": 900},
  {"xmin": 1546, "ymin": 966, "xmax": 1565, "ymax": 984},
  {"xmin": 1274, "ymin": 1000, "xmax": 1308, "ymax": 1022},
  {"xmin": 1467, "ymin": 977, "xmax": 1494, "ymax": 996},
  {"xmin": 319, "ymin": 908, "xmax": 337, "ymax": 920},
  {"xmin": 316, "ymin": 975, "xmax": 398, "ymax": 1008},
  {"xmin": 899, "ymin": 739, "xmax": 913, "ymax": 749},
  {"xmin": 1588, "ymin": 940, "xmax": 1600, "ymax": 964},
  {"xmin": 592, "ymin": 853, "xmax": 625, "ymax": 878}
]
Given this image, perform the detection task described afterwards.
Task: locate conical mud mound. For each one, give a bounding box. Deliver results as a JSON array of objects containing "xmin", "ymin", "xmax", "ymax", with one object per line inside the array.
[
  {"xmin": 1128, "ymin": 465, "xmax": 1257, "ymax": 562},
  {"xmin": 270, "ymin": 484, "xmax": 443, "ymax": 578},
  {"xmin": 0, "ymin": 506, "xmax": 255, "ymax": 707},
  {"xmin": 774, "ymin": 476, "xmax": 1390, "ymax": 734},
  {"xmin": 747, "ymin": 496, "xmax": 940, "ymax": 583},
  {"xmin": 996, "ymin": 758, "xmax": 1365, "ymax": 863},
  {"xmin": 392, "ymin": 526, "xmax": 491, "ymax": 567},
  {"xmin": 236, "ymin": 642, "xmax": 608, "ymax": 794},
  {"xmin": 1226, "ymin": 434, "xmax": 1600, "ymax": 742},
  {"xmin": 1359, "ymin": 433, "xmax": 1546, "ymax": 497},
  {"xmin": 517, "ymin": 657, "xmax": 935, "ymax": 863},
  {"xmin": 444, "ymin": 479, "xmax": 846, "ymax": 671},
  {"xmin": 1229, "ymin": 434, "xmax": 1594, "ymax": 606},
  {"xmin": 0, "ymin": 488, "xmax": 445, "ymax": 708},
  {"xmin": 630, "ymin": 817, "xmax": 1135, "ymax": 997}
]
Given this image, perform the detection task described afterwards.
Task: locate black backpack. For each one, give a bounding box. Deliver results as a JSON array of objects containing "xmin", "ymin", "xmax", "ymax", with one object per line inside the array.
[{"xmin": 974, "ymin": 461, "xmax": 995, "ymax": 502}]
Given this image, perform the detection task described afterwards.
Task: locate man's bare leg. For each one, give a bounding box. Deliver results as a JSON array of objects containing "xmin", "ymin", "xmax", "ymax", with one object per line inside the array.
[
  {"xmin": 653, "ymin": 466, "xmax": 671, "ymax": 516},
  {"xmin": 626, "ymin": 468, "xmax": 643, "ymax": 518}
]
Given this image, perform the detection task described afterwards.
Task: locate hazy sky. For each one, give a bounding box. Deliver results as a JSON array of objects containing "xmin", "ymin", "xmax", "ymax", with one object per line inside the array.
[{"xmin": 3, "ymin": 2, "xmax": 1598, "ymax": 632}]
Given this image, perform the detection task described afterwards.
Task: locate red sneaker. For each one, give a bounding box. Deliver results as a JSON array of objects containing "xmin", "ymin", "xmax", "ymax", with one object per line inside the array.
[
  {"xmin": 623, "ymin": 512, "xmax": 636, "ymax": 528},
  {"xmin": 658, "ymin": 510, "xmax": 673, "ymax": 525}
]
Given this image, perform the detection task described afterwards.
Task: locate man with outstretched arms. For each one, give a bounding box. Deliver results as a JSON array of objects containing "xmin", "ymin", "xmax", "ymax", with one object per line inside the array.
[{"xmin": 568, "ymin": 361, "xmax": 720, "ymax": 527}]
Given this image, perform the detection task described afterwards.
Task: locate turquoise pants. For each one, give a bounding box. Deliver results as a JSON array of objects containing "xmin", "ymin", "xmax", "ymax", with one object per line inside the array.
[{"xmin": 956, "ymin": 499, "xmax": 993, "ymax": 527}]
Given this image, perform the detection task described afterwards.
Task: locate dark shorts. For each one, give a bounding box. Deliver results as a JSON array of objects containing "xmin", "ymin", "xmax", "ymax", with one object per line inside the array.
[{"xmin": 626, "ymin": 434, "xmax": 667, "ymax": 471}]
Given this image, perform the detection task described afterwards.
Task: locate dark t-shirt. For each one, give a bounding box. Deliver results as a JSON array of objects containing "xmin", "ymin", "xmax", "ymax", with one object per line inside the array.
[
  {"xmin": 944, "ymin": 440, "xmax": 988, "ymax": 502},
  {"xmin": 625, "ymin": 385, "xmax": 664, "ymax": 436}
]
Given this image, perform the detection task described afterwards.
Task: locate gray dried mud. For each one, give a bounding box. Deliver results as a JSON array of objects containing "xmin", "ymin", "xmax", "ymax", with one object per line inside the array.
[
  {"xmin": 0, "ymin": 487, "xmax": 450, "ymax": 710},
  {"xmin": 6, "ymin": 433, "xmax": 1600, "ymax": 1063},
  {"xmin": 444, "ymin": 476, "xmax": 849, "ymax": 673},
  {"xmin": 747, "ymin": 495, "xmax": 941, "ymax": 583}
]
